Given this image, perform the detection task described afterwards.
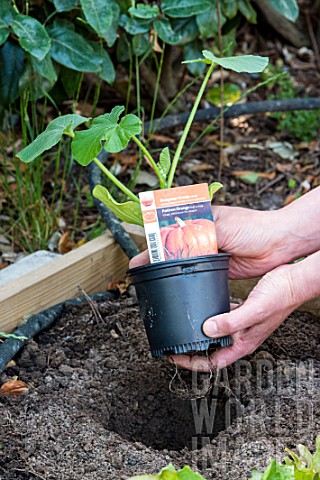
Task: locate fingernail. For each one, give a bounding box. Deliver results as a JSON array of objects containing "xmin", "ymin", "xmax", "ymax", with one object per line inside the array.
[{"xmin": 203, "ymin": 319, "xmax": 219, "ymax": 337}]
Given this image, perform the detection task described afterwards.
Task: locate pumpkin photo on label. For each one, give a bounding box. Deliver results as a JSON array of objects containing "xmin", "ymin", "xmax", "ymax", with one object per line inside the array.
[{"xmin": 160, "ymin": 217, "xmax": 218, "ymax": 260}]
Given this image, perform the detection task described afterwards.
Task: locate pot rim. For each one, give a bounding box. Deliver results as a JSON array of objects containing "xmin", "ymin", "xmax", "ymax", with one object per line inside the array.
[{"xmin": 128, "ymin": 252, "xmax": 231, "ymax": 275}]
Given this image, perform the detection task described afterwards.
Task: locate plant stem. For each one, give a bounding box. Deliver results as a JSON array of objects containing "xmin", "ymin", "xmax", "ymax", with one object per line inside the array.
[
  {"xmin": 149, "ymin": 43, "xmax": 165, "ymax": 134},
  {"xmin": 167, "ymin": 62, "xmax": 215, "ymax": 188},
  {"xmin": 217, "ymin": 0, "xmax": 225, "ymax": 182},
  {"xmin": 93, "ymin": 157, "xmax": 140, "ymax": 203},
  {"xmin": 135, "ymin": 55, "xmax": 141, "ymax": 120},
  {"xmin": 131, "ymin": 135, "xmax": 165, "ymax": 187}
]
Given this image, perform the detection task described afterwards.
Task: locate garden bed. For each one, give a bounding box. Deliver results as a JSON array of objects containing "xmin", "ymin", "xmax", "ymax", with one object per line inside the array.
[
  {"xmin": 0, "ymin": 290, "xmax": 319, "ymax": 479},
  {"xmin": 1, "ymin": 42, "xmax": 319, "ymax": 479}
]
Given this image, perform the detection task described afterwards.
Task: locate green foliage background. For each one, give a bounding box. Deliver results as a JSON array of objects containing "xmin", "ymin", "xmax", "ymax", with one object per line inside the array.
[{"xmin": 0, "ymin": 0, "xmax": 298, "ymax": 120}]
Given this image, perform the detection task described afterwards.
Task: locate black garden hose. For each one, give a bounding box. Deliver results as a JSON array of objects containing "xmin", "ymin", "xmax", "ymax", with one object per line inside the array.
[
  {"xmin": 1, "ymin": 97, "xmax": 320, "ymax": 375},
  {"xmin": 0, "ymin": 292, "xmax": 116, "ymax": 375},
  {"xmin": 144, "ymin": 98, "xmax": 320, "ymax": 133}
]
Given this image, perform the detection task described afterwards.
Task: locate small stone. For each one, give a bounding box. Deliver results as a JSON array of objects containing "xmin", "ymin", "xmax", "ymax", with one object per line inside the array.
[
  {"xmin": 58, "ymin": 364, "xmax": 74, "ymax": 376},
  {"xmin": 110, "ymin": 329, "xmax": 119, "ymax": 339}
]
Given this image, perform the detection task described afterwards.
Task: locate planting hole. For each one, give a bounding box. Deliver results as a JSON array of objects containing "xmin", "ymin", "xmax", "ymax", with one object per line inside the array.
[{"xmin": 106, "ymin": 366, "xmax": 237, "ymax": 451}]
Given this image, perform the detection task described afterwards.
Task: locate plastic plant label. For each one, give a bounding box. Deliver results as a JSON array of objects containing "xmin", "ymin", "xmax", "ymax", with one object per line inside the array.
[{"xmin": 139, "ymin": 183, "xmax": 218, "ymax": 263}]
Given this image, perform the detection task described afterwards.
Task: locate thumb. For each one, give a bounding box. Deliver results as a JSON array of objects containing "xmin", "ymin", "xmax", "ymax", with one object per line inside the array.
[
  {"xmin": 202, "ymin": 301, "xmax": 257, "ymax": 338},
  {"xmin": 129, "ymin": 250, "xmax": 150, "ymax": 269}
]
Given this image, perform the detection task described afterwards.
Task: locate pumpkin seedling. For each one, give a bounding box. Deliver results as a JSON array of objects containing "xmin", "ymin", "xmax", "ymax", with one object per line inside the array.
[
  {"xmin": 17, "ymin": 51, "xmax": 268, "ymax": 227},
  {"xmin": 17, "ymin": 51, "xmax": 268, "ymax": 358}
]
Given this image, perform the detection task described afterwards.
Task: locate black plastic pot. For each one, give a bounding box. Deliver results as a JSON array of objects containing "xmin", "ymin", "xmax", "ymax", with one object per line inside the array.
[{"xmin": 128, "ymin": 253, "xmax": 232, "ymax": 358}]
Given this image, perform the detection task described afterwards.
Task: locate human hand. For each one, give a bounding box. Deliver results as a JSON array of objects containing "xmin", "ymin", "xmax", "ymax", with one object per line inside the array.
[
  {"xmin": 129, "ymin": 206, "xmax": 281, "ymax": 274},
  {"xmin": 172, "ymin": 262, "xmax": 301, "ymax": 370}
]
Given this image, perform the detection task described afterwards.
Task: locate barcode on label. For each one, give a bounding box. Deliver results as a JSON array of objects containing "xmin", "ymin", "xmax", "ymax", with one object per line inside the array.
[{"xmin": 148, "ymin": 232, "xmax": 161, "ymax": 263}]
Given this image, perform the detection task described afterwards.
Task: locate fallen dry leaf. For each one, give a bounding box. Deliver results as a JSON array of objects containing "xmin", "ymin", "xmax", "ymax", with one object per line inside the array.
[
  {"xmin": 0, "ymin": 379, "xmax": 29, "ymax": 396},
  {"xmin": 107, "ymin": 277, "xmax": 130, "ymax": 295},
  {"xmin": 110, "ymin": 152, "xmax": 139, "ymax": 168},
  {"xmin": 231, "ymin": 170, "xmax": 276, "ymax": 180},
  {"xmin": 58, "ymin": 231, "xmax": 74, "ymax": 254},
  {"xmin": 284, "ymin": 194, "xmax": 299, "ymax": 206},
  {"xmin": 188, "ymin": 163, "xmax": 214, "ymax": 172},
  {"xmin": 5, "ymin": 360, "xmax": 16, "ymax": 369},
  {"xmin": 75, "ymin": 238, "xmax": 87, "ymax": 248},
  {"xmin": 276, "ymin": 162, "xmax": 293, "ymax": 173},
  {"xmin": 149, "ymin": 133, "xmax": 175, "ymax": 144},
  {"xmin": 150, "ymin": 28, "xmax": 162, "ymax": 53}
]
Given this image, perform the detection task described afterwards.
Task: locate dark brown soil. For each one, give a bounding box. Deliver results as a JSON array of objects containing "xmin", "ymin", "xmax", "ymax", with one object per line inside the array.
[{"xmin": 0, "ymin": 292, "xmax": 319, "ymax": 480}]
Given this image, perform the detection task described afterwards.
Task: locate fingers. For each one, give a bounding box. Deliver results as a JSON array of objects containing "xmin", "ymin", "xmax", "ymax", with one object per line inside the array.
[
  {"xmin": 208, "ymin": 322, "xmax": 271, "ymax": 368},
  {"xmin": 129, "ymin": 250, "xmax": 150, "ymax": 269},
  {"xmin": 203, "ymin": 300, "xmax": 260, "ymax": 337},
  {"xmin": 171, "ymin": 354, "xmax": 217, "ymax": 372}
]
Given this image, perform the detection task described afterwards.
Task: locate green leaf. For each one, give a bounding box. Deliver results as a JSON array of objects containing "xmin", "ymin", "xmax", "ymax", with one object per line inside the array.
[
  {"xmin": 171, "ymin": 18, "xmax": 199, "ymax": 46},
  {"xmin": 183, "ymin": 40, "xmax": 206, "ymax": 75},
  {"xmin": 80, "ymin": 0, "xmax": 112, "ymax": 40},
  {"xmin": 93, "ymin": 185, "xmax": 143, "ymax": 226},
  {"xmin": 116, "ymin": 32, "xmax": 131, "ymax": 62},
  {"xmin": 209, "ymin": 182, "xmax": 223, "ymax": 200},
  {"xmin": 296, "ymin": 445, "xmax": 313, "ymax": 467},
  {"xmin": 311, "ymin": 436, "xmax": 320, "ymax": 471},
  {"xmin": 183, "ymin": 50, "xmax": 269, "ymax": 73},
  {"xmin": 132, "ymin": 33, "xmax": 150, "ymax": 56},
  {"xmin": 0, "ymin": 0, "xmax": 16, "ymax": 23},
  {"xmin": 238, "ymin": 0, "xmax": 257, "ymax": 23},
  {"xmin": 124, "ymin": 17, "xmax": 152, "ymax": 35},
  {"xmin": 161, "ymin": 0, "xmax": 212, "ymax": 18},
  {"xmin": 266, "ymin": 461, "xmax": 295, "ymax": 480},
  {"xmin": 222, "ymin": 0, "xmax": 238, "ymax": 19},
  {"xmin": 196, "ymin": 7, "xmax": 225, "ymax": 38},
  {"xmin": 250, "ymin": 469, "xmax": 263, "ymax": 480},
  {"xmin": 161, "ymin": 472, "xmax": 177, "ymax": 480},
  {"xmin": 96, "ymin": 46, "xmax": 115, "ymax": 84},
  {"xmin": 0, "ymin": 41, "xmax": 25, "ymax": 107},
  {"xmin": 127, "ymin": 476, "xmax": 159, "ymax": 480},
  {"xmin": 239, "ymin": 172, "xmax": 261, "ymax": 184},
  {"xmin": 268, "ymin": 0, "xmax": 299, "ymax": 22},
  {"xmin": 206, "ymin": 82, "xmax": 241, "ymax": 106},
  {"xmin": 0, "ymin": 0, "xmax": 16, "ymax": 45},
  {"xmin": 72, "ymin": 107, "xmax": 142, "ymax": 165},
  {"xmin": 0, "ymin": 23, "xmax": 9, "ymax": 46},
  {"xmin": 176, "ymin": 466, "xmax": 206, "ymax": 480},
  {"xmin": 0, "ymin": 0, "xmax": 15, "ymax": 45},
  {"xmin": 16, "ymin": 114, "xmax": 88, "ymax": 163},
  {"xmin": 19, "ymin": 62, "xmax": 56, "ymax": 101},
  {"xmin": 60, "ymin": 65, "xmax": 82, "ymax": 97},
  {"xmin": 47, "ymin": 22, "xmax": 101, "ymax": 72},
  {"xmin": 104, "ymin": 0, "xmax": 120, "ymax": 47},
  {"xmin": 10, "ymin": 14, "xmax": 51, "ymax": 60},
  {"xmin": 154, "ymin": 18, "xmax": 182, "ymax": 45},
  {"xmin": 31, "ymin": 53, "xmax": 58, "ymax": 83},
  {"xmin": 128, "ymin": 465, "xmax": 207, "ymax": 480},
  {"xmin": 53, "ymin": 0, "xmax": 79, "ymax": 12},
  {"xmin": 203, "ymin": 50, "xmax": 268, "ymax": 72},
  {"xmin": 129, "ymin": 4, "xmax": 159, "ymax": 20},
  {"xmin": 157, "ymin": 147, "xmax": 171, "ymax": 182}
]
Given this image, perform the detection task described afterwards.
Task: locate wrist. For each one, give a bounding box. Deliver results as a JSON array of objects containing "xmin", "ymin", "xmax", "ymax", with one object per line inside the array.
[
  {"xmin": 290, "ymin": 251, "xmax": 320, "ymax": 306},
  {"xmin": 274, "ymin": 189, "xmax": 320, "ymax": 262}
]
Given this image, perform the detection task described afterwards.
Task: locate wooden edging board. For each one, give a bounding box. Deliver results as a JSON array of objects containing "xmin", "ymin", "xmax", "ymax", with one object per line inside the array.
[{"xmin": 0, "ymin": 223, "xmax": 319, "ymax": 334}]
